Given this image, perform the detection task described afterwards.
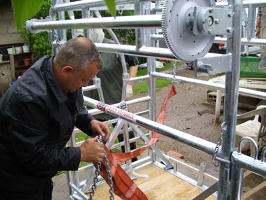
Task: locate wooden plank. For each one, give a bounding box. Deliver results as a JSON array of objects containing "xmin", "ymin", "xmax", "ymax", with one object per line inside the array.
[
  {"xmin": 242, "ymin": 181, "xmax": 266, "ymax": 200},
  {"xmin": 92, "ymin": 164, "xmax": 216, "ymax": 200}
]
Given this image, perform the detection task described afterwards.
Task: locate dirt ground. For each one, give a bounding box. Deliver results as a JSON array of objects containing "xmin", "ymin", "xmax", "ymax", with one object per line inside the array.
[{"xmin": 130, "ymin": 64, "xmax": 265, "ymax": 199}]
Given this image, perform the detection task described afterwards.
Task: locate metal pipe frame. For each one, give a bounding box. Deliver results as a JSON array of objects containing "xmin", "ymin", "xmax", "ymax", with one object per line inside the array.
[
  {"xmin": 219, "ymin": 0, "xmax": 243, "ymax": 199},
  {"xmin": 84, "ymin": 96, "xmax": 217, "ymax": 155},
  {"xmin": 26, "ymin": 15, "xmax": 161, "ymax": 33},
  {"xmin": 52, "ymin": 0, "xmax": 134, "ymax": 12},
  {"xmin": 28, "ymin": 0, "xmax": 266, "ymax": 199},
  {"xmin": 151, "ymin": 34, "xmax": 266, "ymax": 46}
]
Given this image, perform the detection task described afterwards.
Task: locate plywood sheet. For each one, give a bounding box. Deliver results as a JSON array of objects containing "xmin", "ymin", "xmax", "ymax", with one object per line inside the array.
[{"xmin": 91, "ymin": 164, "xmax": 216, "ymax": 200}]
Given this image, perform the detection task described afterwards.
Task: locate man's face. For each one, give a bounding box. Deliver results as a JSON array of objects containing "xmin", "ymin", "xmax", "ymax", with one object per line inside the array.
[{"xmin": 62, "ymin": 61, "xmax": 100, "ymax": 93}]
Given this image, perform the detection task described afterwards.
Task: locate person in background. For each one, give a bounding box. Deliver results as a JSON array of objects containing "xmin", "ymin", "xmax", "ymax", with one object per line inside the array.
[
  {"xmin": 85, "ymin": 29, "xmax": 138, "ymax": 160},
  {"xmin": 0, "ymin": 37, "xmax": 110, "ymax": 200}
]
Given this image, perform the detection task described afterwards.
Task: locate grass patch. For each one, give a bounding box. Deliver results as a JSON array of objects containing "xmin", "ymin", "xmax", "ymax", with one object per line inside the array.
[
  {"xmin": 134, "ymin": 61, "xmax": 184, "ymax": 94},
  {"xmin": 133, "ymin": 79, "xmax": 172, "ymax": 94}
]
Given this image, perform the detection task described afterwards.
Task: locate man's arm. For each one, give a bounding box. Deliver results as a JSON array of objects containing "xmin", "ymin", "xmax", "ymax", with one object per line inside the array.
[{"xmin": 125, "ymin": 56, "xmax": 139, "ymax": 98}]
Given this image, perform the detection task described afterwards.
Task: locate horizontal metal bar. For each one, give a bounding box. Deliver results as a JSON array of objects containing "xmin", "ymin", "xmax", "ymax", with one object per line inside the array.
[
  {"xmin": 86, "ymin": 95, "xmax": 151, "ymax": 116},
  {"xmin": 231, "ymin": 151, "xmax": 266, "ymax": 176},
  {"xmin": 52, "ymin": 0, "xmax": 134, "ymax": 11},
  {"xmin": 215, "ymin": 37, "xmax": 266, "ymax": 46},
  {"xmin": 84, "ymin": 96, "xmax": 217, "ymax": 155},
  {"xmin": 26, "ymin": 15, "xmax": 161, "ymax": 32},
  {"xmin": 216, "ymin": 1, "xmax": 266, "ymax": 7},
  {"xmin": 95, "ymin": 43, "xmax": 177, "ymax": 60},
  {"xmin": 152, "ymin": 72, "xmax": 266, "ymax": 100},
  {"xmin": 151, "ymin": 34, "xmax": 266, "ymax": 47}
]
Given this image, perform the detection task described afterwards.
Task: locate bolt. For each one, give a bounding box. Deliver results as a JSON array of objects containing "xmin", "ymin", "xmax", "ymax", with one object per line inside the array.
[
  {"xmin": 226, "ymin": 27, "xmax": 231, "ymax": 33},
  {"xmin": 214, "ymin": 19, "xmax": 219, "ymax": 24},
  {"xmin": 228, "ymin": 13, "xmax": 232, "ymax": 17},
  {"xmin": 208, "ymin": 29, "xmax": 212, "ymax": 34}
]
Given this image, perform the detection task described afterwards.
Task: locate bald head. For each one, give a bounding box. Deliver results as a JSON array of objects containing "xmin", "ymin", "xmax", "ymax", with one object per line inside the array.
[{"xmin": 54, "ymin": 37, "xmax": 102, "ymax": 71}]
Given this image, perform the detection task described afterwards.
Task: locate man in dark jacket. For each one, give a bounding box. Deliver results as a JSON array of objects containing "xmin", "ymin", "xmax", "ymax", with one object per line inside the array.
[{"xmin": 0, "ymin": 37, "xmax": 110, "ymax": 200}]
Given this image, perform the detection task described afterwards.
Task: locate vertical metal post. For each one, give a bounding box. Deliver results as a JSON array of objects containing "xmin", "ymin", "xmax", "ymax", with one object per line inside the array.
[{"xmin": 218, "ymin": 0, "xmax": 243, "ymax": 199}]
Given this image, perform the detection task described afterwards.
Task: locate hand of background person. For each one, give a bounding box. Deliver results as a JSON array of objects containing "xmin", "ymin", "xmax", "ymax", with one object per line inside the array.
[
  {"xmin": 126, "ymin": 84, "xmax": 133, "ymax": 99},
  {"xmin": 80, "ymin": 136, "xmax": 105, "ymax": 163},
  {"xmin": 90, "ymin": 119, "xmax": 110, "ymax": 142}
]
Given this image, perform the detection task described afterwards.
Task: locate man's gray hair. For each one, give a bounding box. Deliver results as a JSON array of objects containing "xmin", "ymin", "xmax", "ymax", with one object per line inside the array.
[{"xmin": 54, "ymin": 37, "xmax": 103, "ymax": 71}]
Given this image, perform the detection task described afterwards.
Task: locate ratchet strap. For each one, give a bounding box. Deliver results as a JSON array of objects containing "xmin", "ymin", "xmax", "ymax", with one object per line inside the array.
[{"xmin": 99, "ymin": 84, "xmax": 177, "ymax": 199}]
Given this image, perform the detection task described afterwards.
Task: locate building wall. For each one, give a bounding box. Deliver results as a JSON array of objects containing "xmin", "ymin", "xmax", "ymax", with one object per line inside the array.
[
  {"xmin": 0, "ymin": 1, "xmax": 25, "ymax": 46},
  {"xmin": 260, "ymin": 7, "xmax": 266, "ymax": 56}
]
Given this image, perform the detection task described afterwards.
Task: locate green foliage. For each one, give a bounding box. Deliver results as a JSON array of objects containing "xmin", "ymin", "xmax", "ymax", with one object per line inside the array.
[
  {"xmin": 11, "ymin": 0, "xmax": 43, "ymax": 29},
  {"xmin": 100, "ymin": 10, "xmax": 135, "ymax": 45},
  {"xmin": 104, "ymin": 0, "xmax": 116, "ymax": 17},
  {"xmin": 19, "ymin": 0, "xmax": 52, "ymax": 60}
]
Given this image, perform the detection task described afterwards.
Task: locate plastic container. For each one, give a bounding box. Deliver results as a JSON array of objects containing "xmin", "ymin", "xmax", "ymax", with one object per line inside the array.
[
  {"xmin": 7, "ymin": 48, "xmax": 15, "ymax": 54},
  {"xmin": 15, "ymin": 47, "xmax": 22, "ymax": 54},
  {"xmin": 22, "ymin": 45, "xmax": 30, "ymax": 53},
  {"xmin": 240, "ymin": 56, "xmax": 266, "ymax": 78}
]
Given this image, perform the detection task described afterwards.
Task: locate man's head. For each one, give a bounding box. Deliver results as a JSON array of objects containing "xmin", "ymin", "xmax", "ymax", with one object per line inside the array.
[{"xmin": 53, "ymin": 37, "xmax": 103, "ymax": 93}]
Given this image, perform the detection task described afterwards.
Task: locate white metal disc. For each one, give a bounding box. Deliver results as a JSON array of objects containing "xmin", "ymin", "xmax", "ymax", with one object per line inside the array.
[{"xmin": 162, "ymin": 0, "xmax": 215, "ymax": 62}]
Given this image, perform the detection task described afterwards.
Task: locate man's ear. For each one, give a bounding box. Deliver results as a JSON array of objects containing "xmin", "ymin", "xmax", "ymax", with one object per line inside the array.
[{"xmin": 62, "ymin": 66, "xmax": 73, "ymax": 74}]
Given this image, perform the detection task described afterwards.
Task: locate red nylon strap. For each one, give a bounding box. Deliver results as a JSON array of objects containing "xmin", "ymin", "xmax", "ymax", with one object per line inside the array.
[
  {"xmin": 97, "ymin": 84, "xmax": 177, "ymax": 199},
  {"xmin": 112, "ymin": 84, "xmax": 177, "ymax": 162},
  {"xmin": 98, "ymin": 146, "xmax": 148, "ymax": 200}
]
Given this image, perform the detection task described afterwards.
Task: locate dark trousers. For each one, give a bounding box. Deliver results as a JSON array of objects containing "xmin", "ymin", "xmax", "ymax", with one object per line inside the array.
[{"xmin": 0, "ymin": 179, "xmax": 53, "ymax": 200}]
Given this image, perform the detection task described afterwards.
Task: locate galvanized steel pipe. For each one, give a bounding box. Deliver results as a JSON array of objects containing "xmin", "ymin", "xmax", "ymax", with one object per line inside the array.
[
  {"xmin": 84, "ymin": 96, "xmax": 217, "ymax": 155},
  {"xmin": 26, "ymin": 15, "xmax": 161, "ymax": 33}
]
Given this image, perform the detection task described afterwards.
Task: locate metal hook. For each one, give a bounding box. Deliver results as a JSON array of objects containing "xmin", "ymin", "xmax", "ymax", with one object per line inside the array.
[
  {"xmin": 261, "ymin": 146, "xmax": 266, "ymax": 162},
  {"xmin": 238, "ymin": 137, "xmax": 259, "ymax": 159}
]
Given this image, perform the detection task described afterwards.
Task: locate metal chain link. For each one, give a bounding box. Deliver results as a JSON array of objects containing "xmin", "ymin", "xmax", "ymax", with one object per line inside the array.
[
  {"xmin": 172, "ymin": 61, "xmax": 177, "ymax": 83},
  {"xmin": 53, "ymin": 30, "xmax": 61, "ymax": 48},
  {"xmin": 88, "ymin": 136, "xmax": 114, "ymax": 200},
  {"xmin": 212, "ymin": 135, "xmax": 222, "ymax": 167},
  {"xmin": 88, "ymin": 162, "xmax": 101, "ymax": 200}
]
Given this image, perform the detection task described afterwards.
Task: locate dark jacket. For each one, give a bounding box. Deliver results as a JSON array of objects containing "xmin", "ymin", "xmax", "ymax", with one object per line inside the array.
[{"xmin": 0, "ymin": 56, "xmax": 94, "ymax": 190}]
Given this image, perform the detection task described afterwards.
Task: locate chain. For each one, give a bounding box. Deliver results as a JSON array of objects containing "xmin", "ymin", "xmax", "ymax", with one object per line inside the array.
[
  {"xmin": 104, "ymin": 148, "xmax": 114, "ymax": 200},
  {"xmin": 88, "ymin": 136, "xmax": 114, "ymax": 200},
  {"xmin": 88, "ymin": 162, "xmax": 101, "ymax": 200},
  {"xmin": 53, "ymin": 30, "xmax": 61, "ymax": 48},
  {"xmin": 212, "ymin": 135, "xmax": 222, "ymax": 167},
  {"xmin": 172, "ymin": 61, "xmax": 177, "ymax": 83}
]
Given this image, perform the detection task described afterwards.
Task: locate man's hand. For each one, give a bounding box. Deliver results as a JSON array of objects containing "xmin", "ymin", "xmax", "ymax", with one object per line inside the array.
[
  {"xmin": 80, "ymin": 136, "xmax": 105, "ymax": 163},
  {"xmin": 90, "ymin": 119, "xmax": 110, "ymax": 142}
]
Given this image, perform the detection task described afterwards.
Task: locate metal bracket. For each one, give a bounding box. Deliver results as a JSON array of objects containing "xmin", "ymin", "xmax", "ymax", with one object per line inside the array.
[
  {"xmin": 193, "ymin": 7, "xmax": 233, "ymax": 35},
  {"xmin": 194, "ymin": 53, "xmax": 232, "ymax": 76}
]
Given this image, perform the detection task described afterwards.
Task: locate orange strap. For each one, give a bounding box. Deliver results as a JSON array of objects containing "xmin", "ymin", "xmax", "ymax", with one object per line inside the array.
[
  {"xmin": 98, "ymin": 84, "xmax": 177, "ymax": 199},
  {"xmin": 98, "ymin": 146, "xmax": 148, "ymax": 200},
  {"xmin": 112, "ymin": 84, "xmax": 177, "ymax": 162}
]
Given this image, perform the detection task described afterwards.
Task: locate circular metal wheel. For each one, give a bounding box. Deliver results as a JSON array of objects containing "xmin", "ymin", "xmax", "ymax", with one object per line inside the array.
[{"xmin": 162, "ymin": 0, "xmax": 215, "ymax": 62}]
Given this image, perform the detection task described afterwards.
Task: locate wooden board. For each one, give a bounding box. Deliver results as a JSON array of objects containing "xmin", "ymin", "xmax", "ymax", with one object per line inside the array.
[{"xmin": 92, "ymin": 164, "xmax": 216, "ymax": 200}]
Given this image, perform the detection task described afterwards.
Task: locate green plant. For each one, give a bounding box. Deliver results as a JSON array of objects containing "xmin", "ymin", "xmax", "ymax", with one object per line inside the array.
[{"xmin": 19, "ymin": 0, "xmax": 52, "ymax": 60}]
